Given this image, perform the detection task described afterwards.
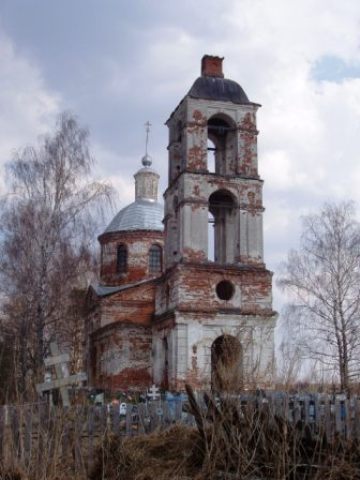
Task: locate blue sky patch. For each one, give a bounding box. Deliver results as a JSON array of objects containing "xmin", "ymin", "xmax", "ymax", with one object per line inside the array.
[{"xmin": 311, "ymin": 55, "xmax": 360, "ymax": 83}]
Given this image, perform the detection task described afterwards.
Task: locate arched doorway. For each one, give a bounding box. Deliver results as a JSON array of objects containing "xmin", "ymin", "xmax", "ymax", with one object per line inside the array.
[{"xmin": 211, "ymin": 335, "xmax": 243, "ymax": 392}]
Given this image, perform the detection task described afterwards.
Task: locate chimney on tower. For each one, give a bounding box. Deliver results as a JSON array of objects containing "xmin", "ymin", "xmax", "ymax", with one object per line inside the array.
[{"xmin": 201, "ymin": 55, "xmax": 224, "ymax": 78}]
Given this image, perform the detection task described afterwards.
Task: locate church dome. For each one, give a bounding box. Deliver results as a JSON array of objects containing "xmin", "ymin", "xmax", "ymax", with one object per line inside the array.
[
  {"xmin": 104, "ymin": 123, "xmax": 164, "ymax": 234},
  {"xmin": 105, "ymin": 199, "xmax": 163, "ymax": 232}
]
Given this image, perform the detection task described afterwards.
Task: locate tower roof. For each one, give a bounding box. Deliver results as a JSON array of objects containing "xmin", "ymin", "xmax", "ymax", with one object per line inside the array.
[
  {"xmin": 188, "ymin": 76, "xmax": 250, "ymax": 104},
  {"xmin": 188, "ymin": 55, "xmax": 250, "ymax": 105},
  {"xmin": 167, "ymin": 56, "xmax": 259, "ymax": 123}
]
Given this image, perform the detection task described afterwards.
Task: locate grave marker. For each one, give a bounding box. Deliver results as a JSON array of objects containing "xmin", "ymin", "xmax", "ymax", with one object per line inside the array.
[
  {"xmin": 147, "ymin": 384, "xmax": 160, "ymax": 401},
  {"xmin": 36, "ymin": 342, "xmax": 87, "ymax": 406}
]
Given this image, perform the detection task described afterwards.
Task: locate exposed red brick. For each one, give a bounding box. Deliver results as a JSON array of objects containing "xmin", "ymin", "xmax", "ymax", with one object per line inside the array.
[
  {"xmin": 89, "ymin": 323, "xmax": 152, "ymax": 390},
  {"xmin": 192, "ymin": 109, "xmax": 206, "ymax": 122},
  {"xmin": 98, "ymin": 368, "xmax": 152, "ymax": 391},
  {"xmin": 187, "ymin": 145, "xmax": 206, "ymax": 171},
  {"xmin": 201, "ymin": 55, "xmax": 224, "ymax": 78},
  {"xmin": 99, "ymin": 230, "xmax": 164, "ymax": 285}
]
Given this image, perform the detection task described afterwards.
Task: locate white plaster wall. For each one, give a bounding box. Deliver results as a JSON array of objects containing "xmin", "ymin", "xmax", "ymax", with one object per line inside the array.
[
  {"xmin": 224, "ymin": 210, "xmax": 237, "ymax": 263},
  {"xmin": 172, "ymin": 312, "xmax": 276, "ymax": 387},
  {"xmin": 176, "ymin": 324, "xmax": 188, "ymax": 377},
  {"xmin": 257, "ymin": 213, "xmax": 264, "ymax": 261},
  {"xmin": 181, "ymin": 203, "xmax": 208, "ymax": 257},
  {"xmin": 239, "ymin": 209, "xmax": 248, "ymax": 258},
  {"xmin": 252, "ymin": 322, "xmax": 276, "ymax": 379},
  {"xmin": 247, "ymin": 213, "xmax": 262, "ymax": 260}
]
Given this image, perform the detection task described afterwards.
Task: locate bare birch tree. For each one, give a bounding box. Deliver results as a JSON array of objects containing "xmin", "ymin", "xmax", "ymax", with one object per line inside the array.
[
  {"xmin": 0, "ymin": 112, "xmax": 113, "ymax": 398},
  {"xmin": 278, "ymin": 202, "xmax": 360, "ymax": 391},
  {"xmin": 275, "ymin": 308, "xmax": 305, "ymax": 389}
]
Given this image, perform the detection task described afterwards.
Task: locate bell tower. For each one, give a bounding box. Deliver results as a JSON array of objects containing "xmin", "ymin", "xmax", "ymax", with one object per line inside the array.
[{"xmin": 153, "ymin": 55, "xmax": 277, "ymax": 390}]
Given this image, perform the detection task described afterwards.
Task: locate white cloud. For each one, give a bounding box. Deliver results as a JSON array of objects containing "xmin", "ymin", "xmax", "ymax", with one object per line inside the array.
[
  {"xmin": 219, "ymin": 0, "xmax": 360, "ymax": 213},
  {"xmin": 104, "ymin": 27, "xmax": 200, "ymax": 103},
  {"xmin": 0, "ymin": 28, "xmax": 60, "ymax": 193},
  {"xmin": 92, "ymin": 142, "xmax": 134, "ymax": 207}
]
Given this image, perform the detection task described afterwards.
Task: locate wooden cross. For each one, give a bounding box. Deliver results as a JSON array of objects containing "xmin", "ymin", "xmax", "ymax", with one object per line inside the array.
[
  {"xmin": 36, "ymin": 342, "xmax": 87, "ymax": 407},
  {"xmin": 147, "ymin": 384, "xmax": 160, "ymax": 401}
]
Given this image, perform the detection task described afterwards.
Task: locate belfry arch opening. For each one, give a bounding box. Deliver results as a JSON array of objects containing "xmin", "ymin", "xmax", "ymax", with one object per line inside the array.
[
  {"xmin": 207, "ymin": 138, "xmax": 216, "ymax": 173},
  {"xmin": 207, "ymin": 115, "xmax": 237, "ymax": 175},
  {"xmin": 208, "ymin": 189, "xmax": 237, "ymax": 263},
  {"xmin": 208, "ymin": 210, "xmax": 215, "ymax": 261},
  {"xmin": 211, "ymin": 334, "xmax": 243, "ymax": 392}
]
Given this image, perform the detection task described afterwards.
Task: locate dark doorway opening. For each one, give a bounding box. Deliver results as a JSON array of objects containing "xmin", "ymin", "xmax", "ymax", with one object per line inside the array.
[{"xmin": 211, "ymin": 334, "xmax": 242, "ymax": 392}]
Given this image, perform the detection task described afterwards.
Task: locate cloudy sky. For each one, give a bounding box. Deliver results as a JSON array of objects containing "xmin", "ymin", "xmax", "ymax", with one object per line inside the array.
[{"xmin": 1, "ymin": 0, "xmax": 360, "ymax": 313}]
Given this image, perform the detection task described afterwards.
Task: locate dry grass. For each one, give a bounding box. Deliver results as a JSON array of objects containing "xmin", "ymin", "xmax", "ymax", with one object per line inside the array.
[
  {"xmin": 4, "ymin": 388, "xmax": 360, "ymax": 479},
  {"xmin": 88, "ymin": 386, "xmax": 360, "ymax": 480},
  {"xmin": 89, "ymin": 425, "xmax": 203, "ymax": 480}
]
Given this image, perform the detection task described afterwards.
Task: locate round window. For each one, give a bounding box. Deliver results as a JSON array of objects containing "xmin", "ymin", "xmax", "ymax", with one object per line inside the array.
[{"xmin": 216, "ymin": 280, "xmax": 234, "ymax": 301}]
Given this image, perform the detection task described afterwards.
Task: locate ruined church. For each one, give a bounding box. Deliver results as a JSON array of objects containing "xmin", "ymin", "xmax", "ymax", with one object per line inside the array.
[{"xmin": 85, "ymin": 55, "xmax": 277, "ymax": 391}]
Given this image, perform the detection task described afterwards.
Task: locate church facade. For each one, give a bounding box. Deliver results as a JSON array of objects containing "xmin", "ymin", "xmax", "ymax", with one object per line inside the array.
[{"xmin": 85, "ymin": 56, "xmax": 277, "ymax": 392}]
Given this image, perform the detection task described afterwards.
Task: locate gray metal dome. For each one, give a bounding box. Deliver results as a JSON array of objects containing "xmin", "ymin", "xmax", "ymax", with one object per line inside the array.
[{"xmin": 105, "ymin": 199, "xmax": 164, "ymax": 233}]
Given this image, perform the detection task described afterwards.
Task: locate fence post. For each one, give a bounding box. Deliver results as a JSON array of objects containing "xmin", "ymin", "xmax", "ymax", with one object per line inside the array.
[
  {"xmin": 2, "ymin": 405, "xmax": 13, "ymax": 467},
  {"xmin": 354, "ymin": 398, "xmax": 360, "ymax": 439},
  {"xmin": 126, "ymin": 405, "xmax": 133, "ymax": 436}
]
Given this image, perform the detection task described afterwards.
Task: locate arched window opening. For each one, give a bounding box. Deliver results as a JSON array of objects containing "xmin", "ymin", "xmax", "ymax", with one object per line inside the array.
[
  {"xmin": 208, "ymin": 210, "xmax": 215, "ymax": 261},
  {"xmin": 117, "ymin": 244, "xmax": 128, "ymax": 273},
  {"xmin": 209, "ymin": 190, "xmax": 237, "ymax": 264},
  {"xmin": 149, "ymin": 244, "xmax": 162, "ymax": 273},
  {"xmin": 207, "ymin": 138, "xmax": 216, "ymax": 173},
  {"xmin": 207, "ymin": 115, "xmax": 236, "ymax": 175},
  {"xmin": 211, "ymin": 335, "xmax": 243, "ymax": 392}
]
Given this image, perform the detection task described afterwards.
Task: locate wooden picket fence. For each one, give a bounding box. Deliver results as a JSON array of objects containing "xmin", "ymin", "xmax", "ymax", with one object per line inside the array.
[
  {"xmin": 1, "ymin": 392, "xmax": 360, "ymax": 472},
  {"xmin": 0, "ymin": 399, "xmax": 193, "ymax": 472}
]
